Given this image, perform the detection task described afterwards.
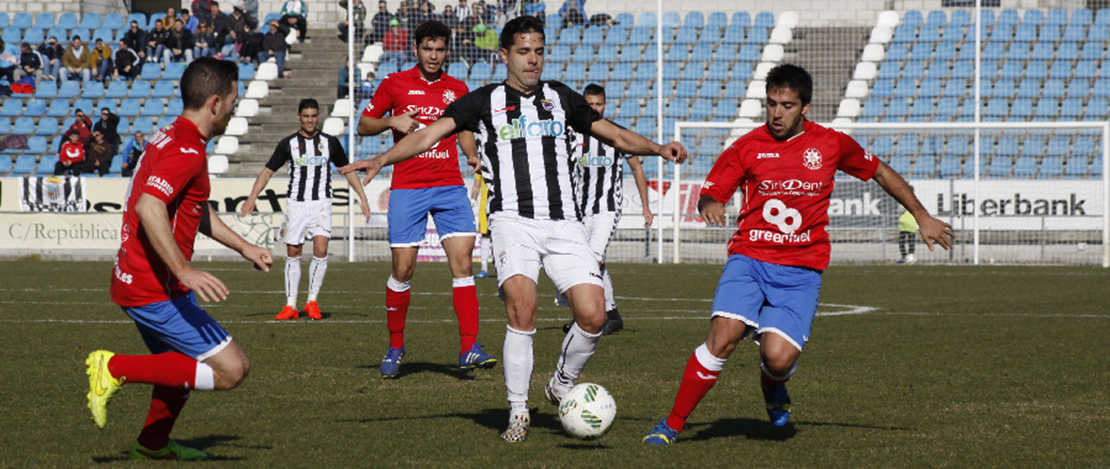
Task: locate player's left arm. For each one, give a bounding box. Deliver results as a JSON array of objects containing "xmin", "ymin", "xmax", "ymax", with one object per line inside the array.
[
  {"xmin": 625, "ymin": 155, "xmax": 653, "ymax": 227},
  {"xmin": 200, "ymin": 203, "xmax": 274, "ymax": 271},
  {"xmin": 589, "ymin": 119, "xmax": 687, "ymax": 164},
  {"xmin": 339, "ymin": 117, "xmax": 459, "ymax": 185},
  {"xmin": 872, "ymin": 161, "xmax": 954, "ymax": 251},
  {"xmin": 459, "ymin": 130, "xmax": 480, "ymax": 173},
  {"xmin": 343, "ymin": 172, "xmax": 372, "ymax": 222}
]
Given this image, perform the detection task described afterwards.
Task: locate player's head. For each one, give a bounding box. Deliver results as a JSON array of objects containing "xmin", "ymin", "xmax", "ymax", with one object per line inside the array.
[
  {"xmin": 583, "ymin": 83, "xmax": 606, "ymax": 117},
  {"xmin": 499, "ymin": 16, "xmax": 545, "ymax": 92},
  {"xmin": 297, "ymin": 99, "xmax": 320, "ymax": 134},
  {"xmin": 181, "ymin": 57, "xmax": 239, "ymax": 137},
  {"xmin": 764, "ymin": 64, "xmax": 812, "ymax": 141},
  {"xmin": 413, "ymin": 21, "xmax": 451, "ymax": 77}
]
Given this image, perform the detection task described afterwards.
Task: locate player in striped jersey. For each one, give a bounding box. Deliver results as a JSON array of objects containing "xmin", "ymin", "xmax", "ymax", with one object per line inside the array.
[
  {"xmin": 241, "ymin": 98, "xmax": 371, "ymax": 320},
  {"xmin": 559, "ymin": 83, "xmax": 653, "ymax": 336},
  {"xmin": 341, "ymin": 16, "xmax": 687, "ymax": 442}
]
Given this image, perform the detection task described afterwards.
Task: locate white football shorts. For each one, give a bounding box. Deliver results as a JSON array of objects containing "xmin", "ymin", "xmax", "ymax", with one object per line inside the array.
[
  {"xmin": 279, "ymin": 199, "xmax": 332, "ymax": 245},
  {"xmin": 582, "ymin": 211, "xmax": 620, "ymax": 262},
  {"xmin": 489, "ymin": 213, "xmax": 602, "ymax": 294}
]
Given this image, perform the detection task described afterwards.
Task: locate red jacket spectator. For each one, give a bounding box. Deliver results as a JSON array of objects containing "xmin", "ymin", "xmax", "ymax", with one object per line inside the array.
[{"xmin": 67, "ymin": 111, "xmax": 94, "ymax": 143}]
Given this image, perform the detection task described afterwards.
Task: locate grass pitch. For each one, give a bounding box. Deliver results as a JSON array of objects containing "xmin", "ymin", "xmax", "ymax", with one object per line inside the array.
[{"xmin": 0, "ymin": 260, "xmax": 1108, "ymax": 467}]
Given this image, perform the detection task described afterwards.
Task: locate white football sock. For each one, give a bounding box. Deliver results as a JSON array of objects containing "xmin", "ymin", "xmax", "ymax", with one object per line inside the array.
[
  {"xmin": 503, "ymin": 325, "xmax": 535, "ymax": 413},
  {"xmin": 760, "ymin": 360, "xmax": 797, "ymax": 382},
  {"xmin": 552, "ymin": 322, "xmax": 602, "ymax": 390},
  {"xmin": 601, "ymin": 265, "xmax": 616, "ymax": 312},
  {"xmin": 308, "ymin": 256, "xmax": 327, "ymax": 301},
  {"xmin": 193, "ymin": 362, "xmax": 215, "ymax": 390},
  {"xmin": 696, "ymin": 343, "xmax": 727, "ymax": 372},
  {"xmin": 285, "ymin": 256, "xmax": 301, "ymax": 307}
]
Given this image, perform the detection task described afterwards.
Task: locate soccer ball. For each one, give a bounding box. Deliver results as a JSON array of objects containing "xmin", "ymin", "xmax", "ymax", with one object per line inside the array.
[{"xmin": 558, "ymin": 383, "xmax": 617, "ymax": 439}]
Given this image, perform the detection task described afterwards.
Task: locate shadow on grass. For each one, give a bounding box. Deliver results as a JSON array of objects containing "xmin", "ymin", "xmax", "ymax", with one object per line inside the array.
[
  {"xmin": 683, "ymin": 418, "xmax": 912, "ymax": 443},
  {"xmin": 355, "ymin": 361, "xmax": 478, "ymax": 380},
  {"xmin": 341, "ymin": 407, "xmax": 562, "ymax": 433},
  {"xmin": 91, "ymin": 435, "xmax": 258, "ymax": 462}
]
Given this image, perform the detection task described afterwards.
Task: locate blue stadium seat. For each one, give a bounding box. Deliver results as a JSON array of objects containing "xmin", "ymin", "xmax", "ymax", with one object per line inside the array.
[
  {"xmin": 985, "ymin": 98, "xmax": 1009, "ymax": 118},
  {"xmin": 888, "ymin": 155, "xmax": 911, "ymax": 174},
  {"xmin": 753, "ymin": 11, "xmax": 775, "ymax": 29},
  {"xmin": 0, "ymin": 155, "xmax": 12, "ymax": 174},
  {"xmin": 1015, "ymin": 79, "xmax": 1040, "ymax": 98},
  {"xmin": 706, "ymin": 11, "xmax": 728, "ymax": 31},
  {"xmin": 634, "ymin": 62, "xmax": 655, "ymax": 81},
  {"xmin": 980, "ymin": 61, "xmax": 1000, "ymax": 80},
  {"xmin": 95, "ymin": 98, "xmax": 116, "ymax": 114},
  {"xmin": 12, "ymin": 13, "xmax": 33, "ymax": 30},
  {"xmin": 37, "ymin": 155, "xmax": 59, "ymax": 174},
  {"xmin": 917, "ymin": 26, "xmax": 940, "ymax": 43},
  {"xmin": 722, "ymin": 81, "xmax": 745, "ymax": 99},
  {"xmin": 126, "ymin": 13, "xmax": 147, "ymax": 30},
  {"xmin": 697, "ymin": 80, "xmax": 721, "ymax": 99},
  {"xmin": 674, "ymin": 27, "xmax": 698, "ymax": 45},
  {"xmin": 1049, "ymin": 60, "xmax": 1074, "ymax": 80},
  {"xmin": 563, "ymin": 63, "xmax": 586, "ymax": 81},
  {"xmin": 992, "ymin": 79, "xmax": 1015, "ymax": 98},
  {"xmin": 0, "ymin": 99, "xmax": 23, "ymax": 118},
  {"xmin": 23, "ymin": 99, "xmax": 46, "ymax": 117},
  {"xmin": 662, "ymin": 62, "xmax": 681, "ymax": 80},
  {"xmin": 132, "ymin": 117, "xmax": 154, "ymax": 135},
  {"xmin": 1023, "ymin": 9, "xmax": 1045, "ymax": 26},
  {"xmin": 893, "ymin": 79, "xmax": 917, "ymax": 98},
  {"xmin": 1004, "ymin": 42, "xmax": 1030, "ymax": 61},
  {"xmin": 666, "ymin": 45, "xmax": 689, "ymax": 63},
  {"xmin": 164, "ymin": 62, "xmax": 186, "ymax": 80},
  {"xmin": 12, "ymin": 117, "xmax": 35, "ymax": 135},
  {"xmin": 557, "ymin": 28, "xmax": 580, "ymax": 46},
  {"xmin": 638, "ymin": 12, "xmax": 657, "ymax": 28},
  {"xmin": 877, "ymin": 60, "xmax": 901, "ymax": 80},
  {"xmin": 1039, "ymin": 156, "xmax": 1063, "ymax": 177},
  {"xmin": 1042, "ymin": 79, "xmax": 1065, "ymax": 98},
  {"xmin": 156, "ymin": 116, "xmax": 174, "ymax": 129},
  {"xmin": 1079, "ymin": 43, "xmax": 1103, "ymax": 61},
  {"xmin": 996, "ymin": 9, "xmax": 1018, "ymax": 26},
  {"xmin": 912, "ymin": 156, "xmax": 937, "ymax": 177},
  {"xmin": 990, "ymin": 25, "xmax": 1013, "ymax": 43},
  {"xmin": 581, "ymin": 27, "xmax": 603, "ymax": 46},
  {"xmin": 12, "ymin": 155, "xmax": 37, "ymax": 175},
  {"xmin": 118, "ymin": 98, "xmax": 141, "ymax": 117},
  {"xmin": 104, "ymin": 80, "xmax": 128, "ymax": 99},
  {"xmin": 909, "ymin": 98, "xmax": 933, "ymax": 116},
  {"xmin": 166, "ymin": 99, "xmax": 183, "ymax": 117},
  {"xmin": 730, "ymin": 62, "xmax": 753, "ymax": 81},
  {"xmin": 595, "ymin": 45, "xmax": 618, "ymax": 63},
  {"xmin": 983, "ymin": 42, "xmax": 1006, "ymax": 61},
  {"xmin": 1046, "ymin": 136, "xmax": 1070, "ymax": 157},
  {"xmin": 624, "ymin": 81, "xmax": 649, "ymax": 99},
  {"xmin": 126, "ymin": 80, "xmax": 152, "ymax": 99},
  {"xmin": 603, "ymin": 28, "xmax": 627, "ymax": 46},
  {"xmin": 705, "ymin": 62, "xmax": 730, "ymax": 81},
  {"xmin": 1013, "ymin": 156, "xmax": 1038, "ymax": 176},
  {"xmin": 746, "ymin": 27, "xmax": 768, "ymax": 44},
  {"xmin": 987, "ymin": 156, "xmax": 1013, "ymax": 177},
  {"xmin": 1047, "ymin": 8, "xmax": 1068, "ymax": 26},
  {"xmin": 1063, "ymin": 24, "xmax": 1087, "ymax": 42},
  {"xmin": 736, "ymin": 44, "xmax": 759, "ymax": 62},
  {"xmin": 34, "ymin": 12, "xmax": 55, "ymax": 29},
  {"xmin": 571, "ymin": 45, "xmax": 593, "ymax": 63},
  {"xmin": 903, "ymin": 61, "xmax": 926, "ymax": 79},
  {"xmin": 714, "ymin": 99, "xmax": 738, "ymax": 120},
  {"xmin": 670, "ymin": 80, "xmax": 694, "ymax": 99},
  {"xmin": 1025, "ymin": 61, "xmax": 1048, "ymax": 80},
  {"xmin": 1065, "ymin": 156, "xmax": 1089, "ymax": 177},
  {"xmin": 2, "ymin": 28, "xmax": 22, "ymax": 45},
  {"xmin": 628, "ymin": 26, "xmax": 653, "ymax": 45},
  {"xmin": 1009, "ymin": 98, "xmax": 1033, "ymax": 119},
  {"xmin": 697, "ymin": 27, "xmax": 722, "ymax": 45},
  {"xmin": 937, "ymin": 154, "xmax": 962, "ymax": 176},
  {"xmin": 618, "ymin": 45, "xmax": 640, "ymax": 63},
  {"xmin": 886, "ymin": 99, "xmax": 910, "ymax": 121},
  {"xmin": 870, "ymin": 79, "xmax": 894, "ymax": 98},
  {"xmin": 548, "ymin": 45, "xmax": 571, "ymax": 63},
  {"xmin": 81, "ymin": 81, "xmax": 104, "ymax": 99},
  {"xmin": 21, "ymin": 28, "xmax": 45, "ymax": 45},
  {"xmin": 81, "ymin": 12, "xmax": 102, "ymax": 29},
  {"xmin": 721, "ymin": 25, "xmax": 745, "ymax": 45},
  {"xmin": 1021, "ymin": 137, "xmax": 1046, "ymax": 160},
  {"xmin": 1088, "ymin": 24, "xmax": 1109, "ymax": 42},
  {"xmin": 35, "ymin": 117, "xmax": 59, "ymax": 136},
  {"xmin": 950, "ymin": 62, "xmax": 973, "ymax": 80},
  {"xmin": 611, "ymin": 63, "xmax": 633, "ymax": 81},
  {"xmin": 115, "ymin": 117, "xmax": 130, "ymax": 135},
  {"xmin": 918, "ymin": 79, "xmax": 942, "ymax": 98},
  {"xmin": 1084, "ymin": 98, "xmax": 1108, "ymax": 120},
  {"xmin": 44, "ymin": 98, "xmax": 71, "ymax": 118},
  {"xmin": 861, "ymin": 98, "xmax": 884, "ymax": 118},
  {"xmin": 0, "ymin": 13, "xmax": 8, "ymax": 29},
  {"xmin": 642, "ymin": 44, "xmax": 658, "ymax": 63},
  {"xmin": 1060, "ymin": 98, "xmax": 1084, "ymax": 118},
  {"xmin": 936, "ymin": 98, "xmax": 959, "ymax": 117},
  {"xmin": 237, "ymin": 63, "xmax": 255, "ymax": 81},
  {"xmin": 999, "ymin": 61, "xmax": 1023, "ymax": 80},
  {"xmin": 940, "ymin": 24, "xmax": 965, "ymax": 43},
  {"xmin": 92, "ymin": 27, "xmax": 113, "ymax": 44},
  {"xmin": 934, "ymin": 43, "xmax": 957, "ymax": 62},
  {"xmin": 140, "ymin": 63, "xmax": 161, "ymax": 80},
  {"xmin": 666, "ymin": 99, "xmax": 689, "ymax": 118},
  {"xmin": 103, "ymin": 13, "xmax": 124, "ymax": 30},
  {"xmin": 1030, "ymin": 42, "xmax": 1054, "ymax": 61}
]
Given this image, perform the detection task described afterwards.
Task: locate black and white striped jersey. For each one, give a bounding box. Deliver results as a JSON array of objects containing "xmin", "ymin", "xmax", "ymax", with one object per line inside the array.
[
  {"xmin": 574, "ymin": 123, "xmax": 629, "ymax": 216},
  {"xmin": 443, "ymin": 80, "xmax": 600, "ymax": 221},
  {"xmin": 265, "ymin": 131, "xmax": 349, "ymax": 202}
]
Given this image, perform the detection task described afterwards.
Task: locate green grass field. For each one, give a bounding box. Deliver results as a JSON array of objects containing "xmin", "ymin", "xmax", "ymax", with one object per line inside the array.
[{"xmin": 1, "ymin": 260, "xmax": 1108, "ymax": 467}]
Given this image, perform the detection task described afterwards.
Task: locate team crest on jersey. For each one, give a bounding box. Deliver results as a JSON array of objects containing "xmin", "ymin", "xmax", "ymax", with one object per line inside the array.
[
  {"xmin": 443, "ymin": 90, "xmax": 457, "ymax": 104},
  {"xmin": 802, "ymin": 148, "xmax": 823, "ymax": 170},
  {"xmin": 540, "ymin": 99, "xmax": 555, "ymax": 112}
]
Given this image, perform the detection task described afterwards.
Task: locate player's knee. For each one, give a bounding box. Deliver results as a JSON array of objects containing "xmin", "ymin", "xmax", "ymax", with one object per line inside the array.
[
  {"xmin": 761, "ymin": 353, "xmax": 796, "ymax": 377},
  {"xmin": 574, "ymin": 312, "xmax": 605, "ymax": 334},
  {"xmin": 214, "ymin": 358, "xmax": 251, "ymax": 390}
]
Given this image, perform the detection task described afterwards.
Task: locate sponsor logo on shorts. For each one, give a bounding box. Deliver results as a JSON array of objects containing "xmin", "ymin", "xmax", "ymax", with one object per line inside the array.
[{"xmin": 498, "ymin": 251, "xmax": 507, "ymax": 270}]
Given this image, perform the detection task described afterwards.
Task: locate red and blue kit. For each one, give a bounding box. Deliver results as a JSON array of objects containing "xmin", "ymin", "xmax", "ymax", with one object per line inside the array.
[
  {"xmin": 362, "ymin": 66, "xmax": 469, "ymax": 189},
  {"xmin": 110, "ymin": 118, "xmax": 211, "ymax": 308},
  {"xmin": 702, "ymin": 121, "xmax": 880, "ymax": 271}
]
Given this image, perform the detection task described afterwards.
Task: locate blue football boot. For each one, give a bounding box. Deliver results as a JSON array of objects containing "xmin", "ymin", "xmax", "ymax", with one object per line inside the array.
[{"xmin": 763, "ymin": 381, "xmax": 792, "ymax": 427}]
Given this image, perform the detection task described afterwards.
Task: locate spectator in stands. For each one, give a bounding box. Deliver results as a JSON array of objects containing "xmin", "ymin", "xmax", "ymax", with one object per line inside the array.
[
  {"xmin": 13, "ymin": 43, "xmax": 45, "ymax": 84},
  {"xmin": 281, "ymin": 0, "xmax": 309, "ymax": 43},
  {"xmin": 83, "ymin": 130, "xmax": 113, "ymax": 177},
  {"xmin": 558, "ymin": 0, "xmax": 585, "ymax": 28},
  {"xmin": 121, "ymin": 130, "xmax": 147, "ymax": 177},
  {"xmin": 370, "ymin": 0, "xmax": 394, "ymax": 43},
  {"xmin": 164, "ymin": 19, "xmax": 196, "ymax": 65},
  {"xmin": 395, "ymin": 3, "xmax": 414, "ymax": 31},
  {"xmin": 0, "ymin": 40, "xmax": 18, "ymax": 84},
  {"xmin": 441, "ymin": 4, "xmax": 459, "ymax": 28},
  {"xmin": 209, "ymin": 2, "xmax": 232, "ymax": 51},
  {"xmin": 456, "ymin": 0, "xmax": 471, "ymax": 21},
  {"xmin": 412, "ymin": 2, "xmax": 436, "ymax": 26},
  {"xmin": 260, "ymin": 19, "xmax": 290, "ymax": 76},
  {"xmin": 469, "ymin": 23, "xmax": 497, "ymax": 64},
  {"xmin": 146, "ymin": 22, "xmax": 171, "ymax": 64},
  {"xmin": 55, "ymin": 131, "xmax": 86, "ymax": 176},
  {"xmin": 162, "ymin": 7, "xmax": 179, "ymax": 29},
  {"xmin": 381, "ymin": 18, "xmax": 408, "ymax": 63},
  {"xmin": 181, "ymin": 9, "xmax": 199, "ymax": 32},
  {"xmin": 337, "ymin": 57, "xmax": 364, "ymax": 98},
  {"xmin": 242, "ymin": 0, "xmax": 260, "ymax": 25},
  {"xmin": 227, "ymin": 5, "xmax": 257, "ymax": 47},
  {"xmin": 67, "ymin": 109, "xmax": 93, "ymax": 143},
  {"xmin": 123, "ymin": 22, "xmax": 148, "ymax": 62},
  {"xmin": 194, "ymin": 0, "xmax": 215, "ymax": 25},
  {"xmin": 37, "ymin": 36, "xmax": 65, "ymax": 81},
  {"xmin": 59, "ymin": 35, "xmax": 95, "ymax": 84},
  {"xmin": 93, "ymin": 107, "xmax": 121, "ymax": 157},
  {"xmin": 237, "ymin": 24, "xmax": 264, "ymax": 65},
  {"xmin": 494, "ymin": 6, "xmax": 511, "ymax": 28},
  {"xmin": 92, "ymin": 38, "xmax": 113, "ymax": 83},
  {"xmin": 338, "ymin": 0, "xmax": 367, "ymax": 44},
  {"xmin": 113, "ymin": 39, "xmax": 142, "ymax": 80},
  {"xmin": 193, "ymin": 21, "xmax": 216, "ymax": 59}
]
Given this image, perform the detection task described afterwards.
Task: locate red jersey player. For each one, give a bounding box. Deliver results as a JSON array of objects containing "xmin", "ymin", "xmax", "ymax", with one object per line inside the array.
[
  {"xmin": 357, "ymin": 20, "xmax": 496, "ymax": 378},
  {"xmin": 86, "ymin": 58, "xmax": 273, "ymax": 460},
  {"xmin": 643, "ymin": 64, "xmax": 954, "ymax": 445}
]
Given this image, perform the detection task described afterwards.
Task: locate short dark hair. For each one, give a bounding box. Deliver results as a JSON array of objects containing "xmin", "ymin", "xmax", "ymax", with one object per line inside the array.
[
  {"xmin": 101, "ymin": 107, "xmax": 110, "ymax": 113},
  {"xmin": 414, "ymin": 20, "xmax": 451, "ymax": 47},
  {"xmin": 765, "ymin": 64, "xmax": 813, "ymax": 105},
  {"xmin": 499, "ymin": 15, "xmax": 544, "ymax": 50},
  {"xmin": 298, "ymin": 98, "xmax": 319, "ymax": 113},
  {"xmin": 181, "ymin": 57, "xmax": 239, "ymax": 111},
  {"xmin": 71, "ymin": 35, "xmax": 82, "ymax": 41},
  {"xmin": 583, "ymin": 83, "xmax": 605, "ymax": 98},
  {"xmin": 182, "ymin": 8, "xmax": 190, "ymax": 14}
]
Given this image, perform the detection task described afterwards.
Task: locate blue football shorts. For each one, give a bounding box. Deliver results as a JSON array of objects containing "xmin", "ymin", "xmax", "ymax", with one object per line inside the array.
[
  {"xmin": 122, "ymin": 291, "xmax": 232, "ymax": 360},
  {"xmin": 710, "ymin": 254, "xmax": 823, "ymax": 351},
  {"xmin": 387, "ymin": 185, "xmax": 477, "ymax": 247}
]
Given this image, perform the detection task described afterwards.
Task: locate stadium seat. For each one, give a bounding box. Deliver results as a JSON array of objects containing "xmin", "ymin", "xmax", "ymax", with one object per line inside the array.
[
  {"xmin": 0, "ymin": 156, "xmax": 11, "ymax": 175},
  {"xmin": 141, "ymin": 100, "xmax": 164, "ymax": 117},
  {"xmin": 165, "ymin": 99, "xmax": 184, "ymax": 117},
  {"xmin": 603, "ymin": 28, "xmax": 628, "ymax": 46},
  {"xmin": 12, "ymin": 117, "xmax": 35, "ymax": 135},
  {"xmin": 1042, "ymin": 79, "xmax": 1065, "ymax": 98},
  {"xmin": 1065, "ymin": 156, "xmax": 1089, "ymax": 177},
  {"xmin": 57, "ymin": 81, "xmax": 81, "ymax": 99},
  {"xmin": 149, "ymin": 80, "xmax": 174, "ymax": 98},
  {"xmin": 722, "ymin": 81, "xmax": 746, "ymax": 99},
  {"xmin": 164, "ymin": 62, "xmax": 186, "ymax": 80},
  {"xmin": 80, "ymin": 12, "xmax": 101, "ymax": 29},
  {"xmin": 213, "ymin": 136, "xmax": 239, "ymax": 155},
  {"xmin": 132, "ymin": 117, "xmax": 153, "ymax": 135},
  {"xmin": 35, "ymin": 117, "xmax": 59, "ymax": 136},
  {"xmin": 81, "ymin": 81, "xmax": 105, "ymax": 99},
  {"xmin": 12, "ymin": 155, "xmax": 37, "ymax": 175},
  {"xmin": 628, "ymin": 26, "xmax": 653, "ymax": 45},
  {"xmin": 238, "ymin": 63, "xmax": 255, "ymax": 81},
  {"xmin": 95, "ymin": 98, "xmax": 117, "ymax": 114},
  {"xmin": 141, "ymin": 63, "xmax": 161, "ymax": 81},
  {"xmin": 35, "ymin": 155, "xmax": 58, "ymax": 174},
  {"xmin": 208, "ymin": 155, "xmax": 230, "ymax": 175},
  {"xmin": 118, "ymin": 99, "xmax": 141, "ymax": 117}
]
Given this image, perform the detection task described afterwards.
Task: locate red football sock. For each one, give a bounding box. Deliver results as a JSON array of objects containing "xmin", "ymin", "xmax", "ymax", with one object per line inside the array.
[
  {"xmin": 666, "ymin": 350, "xmax": 722, "ymax": 432},
  {"xmin": 136, "ymin": 385, "xmax": 190, "ymax": 451},
  {"xmin": 386, "ymin": 286, "xmax": 410, "ymax": 349},
  {"xmin": 453, "ymin": 283, "xmax": 479, "ymax": 354},
  {"xmin": 108, "ymin": 352, "xmax": 199, "ymax": 388}
]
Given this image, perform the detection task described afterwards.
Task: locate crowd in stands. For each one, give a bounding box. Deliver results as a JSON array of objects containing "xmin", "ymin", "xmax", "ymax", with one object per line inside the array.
[{"xmin": 50, "ymin": 107, "xmax": 137, "ymax": 177}]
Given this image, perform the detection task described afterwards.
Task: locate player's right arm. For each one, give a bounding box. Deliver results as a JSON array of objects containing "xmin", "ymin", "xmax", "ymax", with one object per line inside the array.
[
  {"xmin": 356, "ymin": 75, "xmax": 421, "ymax": 136},
  {"xmin": 135, "ymin": 193, "xmax": 229, "ymax": 302},
  {"xmin": 240, "ymin": 167, "xmax": 275, "ymax": 216},
  {"xmin": 339, "ymin": 117, "xmax": 459, "ymax": 185},
  {"xmin": 698, "ymin": 143, "xmax": 747, "ymax": 227},
  {"xmin": 625, "ymin": 155, "xmax": 654, "ymax": 227}
]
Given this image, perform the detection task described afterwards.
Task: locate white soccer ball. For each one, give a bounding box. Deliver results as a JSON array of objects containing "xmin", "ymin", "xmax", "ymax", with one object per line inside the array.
[{"xmin": 558, "ymin": 383, "xmax": 617, "ymax": 439}]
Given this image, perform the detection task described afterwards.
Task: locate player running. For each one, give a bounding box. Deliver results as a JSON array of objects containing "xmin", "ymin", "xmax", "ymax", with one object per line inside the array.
[
  {"xmin": 470, "ymin": 173, "xmax": 494, "ymax": 278},
  {"xmin": 642, "ymin": 64, "xmax": 954, "ymax": 445},
  {"xmin": 559, "ymin": 83, "xmax": 654, "ymax": 335},
  {"xmin": 341, "ymin": 16, "xmax": 687, "ymax": 442},
  {"xmin": 356, "ymin": 20, "xmax": 496, "ymax": 378},
  {"xmin": 240, "ymin": 98, "xmax": 372, "ymax": 320},
  {"xmin": 88, "ymin": 58, "xmax": 273, "ymax": 460}
]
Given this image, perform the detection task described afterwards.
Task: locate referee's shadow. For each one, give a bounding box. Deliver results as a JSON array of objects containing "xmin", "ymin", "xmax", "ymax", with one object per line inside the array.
[{"xmin": 357, "ymin": 361, "xmax": 479, "ymax": 380}]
